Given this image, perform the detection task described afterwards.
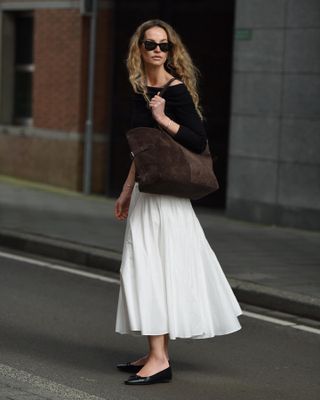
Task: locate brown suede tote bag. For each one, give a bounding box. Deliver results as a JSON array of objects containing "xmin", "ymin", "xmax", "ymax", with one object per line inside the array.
[{"xmin": 126, "ymin": 79, "xmax": 219, "ymax": 200}]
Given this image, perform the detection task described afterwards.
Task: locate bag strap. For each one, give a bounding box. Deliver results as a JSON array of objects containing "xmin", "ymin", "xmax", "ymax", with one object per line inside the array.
[
  {"xmin": 158, "ymin": 77, "xmax": 177, "ymax": 97},
  {"xmin": 144, "ymin": 77, "xmax": 176, "ymax": 105}
]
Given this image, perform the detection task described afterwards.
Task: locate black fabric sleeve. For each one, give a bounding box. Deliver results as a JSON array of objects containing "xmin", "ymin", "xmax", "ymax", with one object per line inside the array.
[{"xmin": 169, "ymin": 86, "xmax": 207, "ymax": 154}]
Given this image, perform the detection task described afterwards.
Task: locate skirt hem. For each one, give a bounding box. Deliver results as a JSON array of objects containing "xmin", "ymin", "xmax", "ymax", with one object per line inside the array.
[{"xmin": 115, "ymin": 322, "xmax": 242, "ymax": 340}]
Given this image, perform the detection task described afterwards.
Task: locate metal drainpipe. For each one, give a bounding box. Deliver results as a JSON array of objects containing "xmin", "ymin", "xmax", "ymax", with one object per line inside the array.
[{"xmin": 83, "ymin": 0, "xmax": 98, "ymax": 195}]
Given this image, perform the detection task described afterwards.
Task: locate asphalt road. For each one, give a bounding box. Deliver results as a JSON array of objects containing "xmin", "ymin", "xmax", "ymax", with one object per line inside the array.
[{"xmin": 0, "ymin": 248, "xmax": 319, "ymax": 400}]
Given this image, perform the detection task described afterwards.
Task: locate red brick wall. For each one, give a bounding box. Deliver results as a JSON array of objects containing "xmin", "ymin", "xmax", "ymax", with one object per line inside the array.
[
  {"xmin": 33, "ymin": 8, "xmax": 112, "ymax": 135},
  {"xmin": 33, "ymin": 9, "xmax": 83, "ymax": 131},
  {"xmin": 93, "ymin": 9, "xmax": 113, "ymax": 133},
  {"xmin": 0, "ymin": 135, "xmax": 82, "ymax": 189}
]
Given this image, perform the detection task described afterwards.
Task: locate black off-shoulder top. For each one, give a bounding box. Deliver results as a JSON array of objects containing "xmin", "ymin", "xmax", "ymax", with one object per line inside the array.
[{"xmin": 129, "ymin": 82, "xmax": 207, "ymax": 153}]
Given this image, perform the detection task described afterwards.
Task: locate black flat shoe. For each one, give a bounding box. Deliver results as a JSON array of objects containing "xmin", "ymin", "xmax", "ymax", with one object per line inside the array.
[
  {"xmin": 116, "ymin": 362, "xmax": 143, "ymax": 373},
  {"xmin": 117, "ymin": 359, "xmax": 170, "ymax": 373},
  {"xmin": 124, "ymin": 366, "xmax": 172, "ymax": 385}
]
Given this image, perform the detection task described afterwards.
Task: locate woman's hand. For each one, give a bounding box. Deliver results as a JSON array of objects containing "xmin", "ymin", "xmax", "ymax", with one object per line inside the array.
[
  {"xmin": 149, "ymin": 92, "xmax": 166, "ymax": 123},
  {"xmin": 115, "ymin": 190, "xmax": 132, "ymax": 220}
]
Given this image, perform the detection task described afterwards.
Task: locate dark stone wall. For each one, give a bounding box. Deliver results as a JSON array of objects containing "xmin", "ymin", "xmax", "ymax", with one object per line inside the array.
[{"xmin": 227, "ymin": 0, "xmax": 320, "ymax": 230}]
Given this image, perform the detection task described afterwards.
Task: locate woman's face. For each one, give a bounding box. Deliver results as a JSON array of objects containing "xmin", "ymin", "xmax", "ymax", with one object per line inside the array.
[{"xmin": 140, "ymin": 26, "xmax": 169, "ymax": 68}]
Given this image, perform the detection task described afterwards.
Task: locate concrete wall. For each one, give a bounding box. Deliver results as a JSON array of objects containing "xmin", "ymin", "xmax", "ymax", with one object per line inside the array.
[{"xmin": 227, "ymin": 0, "xmax": 320, "ymax": 230}]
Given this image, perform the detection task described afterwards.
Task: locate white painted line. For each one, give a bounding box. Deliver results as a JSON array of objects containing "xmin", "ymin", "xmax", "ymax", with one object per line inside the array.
[
  {"xmin": 291, "ymin": 325, "xmax": 320, "ymax": 335},
  {"xmin": 1, "ymin": 250, "xmax": 320, "ymax": 336},
  {"xmin": 242, "ymin": 310, "xmax": 320, "ymax": 335},
  {"xmin": 0, "ymin": 363, "xmax": 106, "ymax": 400},
  {"xmin": 0, "ymin": 250, "xmax": 120, "ymax": 285},
  {"xmin": 242, "ymin": 310, "xmax": 296, "ymax": 326}
]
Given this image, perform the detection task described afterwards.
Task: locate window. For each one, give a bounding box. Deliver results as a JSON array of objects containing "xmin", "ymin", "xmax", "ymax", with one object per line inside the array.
[{"xmin": 13, "ymin": 11, "xmax": 34, "ymax": 126}]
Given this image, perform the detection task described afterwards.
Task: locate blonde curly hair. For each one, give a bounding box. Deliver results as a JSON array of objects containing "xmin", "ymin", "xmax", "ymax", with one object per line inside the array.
[{"xmin": 126, "ymin": 19, "xmax": 203, "ymax": 119}]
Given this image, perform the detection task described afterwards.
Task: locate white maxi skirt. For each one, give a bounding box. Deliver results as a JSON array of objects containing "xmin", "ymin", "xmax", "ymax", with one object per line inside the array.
[{"xmin": 115, "ymin": 182, "xmax": 242, "ymax": 340}]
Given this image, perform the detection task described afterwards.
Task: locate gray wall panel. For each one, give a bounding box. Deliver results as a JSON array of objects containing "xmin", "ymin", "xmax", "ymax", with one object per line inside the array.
[
  {"xmin": 278, "ymin": 163, "xmax": 320, "ymax": 209},
  {"xmin": 280, "ymin": 119, "xmax": 320, "ymax": 164},
  {"xmin": 285, "ymin": 29, "xmax": 320, "ymax": 73},
  {"xmin": 229, "ymin": 116, "xmax": 279, "ymax": 159},
  {"xmin": 233, "ymin": 29, "xmax": 284, "ymax": 72},
  {"xmin": 226, "ymin": 198, "xmax": 276, "ymax": 223},
  {"xmin": 235, "ymin": 0, "xmax": 286, "ymax": 28},
  {"xmin": 227, "ymin": 157, "xmax": 278, "ymax": 203},
  {"xmin": 283, "ymin": 74, "xmax": 320, "ymax": 118},
  {"xmin": 227, "ymin": 198, "xmax": 320, "ymax": 230},
  {"xmin": 287, "ymin": 0, "xmax": 320, "ymax": 27},
  {"xmin": 232, "ymin": 72, "xmax": 282, "ymax": 116}
]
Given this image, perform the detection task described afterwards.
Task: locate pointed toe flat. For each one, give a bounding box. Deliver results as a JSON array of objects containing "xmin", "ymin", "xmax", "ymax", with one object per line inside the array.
[
  {"xmin": 124, "ymin": 365, "xmax": 172, "ymax": 385},
  {"xmin": 117, "ymin": 359, "xmax": 170, "ymax": 373},
  {"xmin": 116, "ymin": 362, "xmax": 143, "ymax": 374}
]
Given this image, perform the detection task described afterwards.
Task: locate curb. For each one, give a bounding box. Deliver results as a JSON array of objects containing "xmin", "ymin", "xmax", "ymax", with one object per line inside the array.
[
  {"xmin": 1, "ymin": 228, "xmax": 319, "ymax": 322},
  {"xmin": 0, "ymin": 228, "xmax": 121, "ymax": 273}
]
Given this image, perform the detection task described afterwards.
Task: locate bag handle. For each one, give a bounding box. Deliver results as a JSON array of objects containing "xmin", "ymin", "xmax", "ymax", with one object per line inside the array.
[
  {"xmin": 145, "ymin": 77, "xmax": 177, "ymax": 105},
  {"xmin": 158, "ymin": 77, "xmax": 177, "ymax": 97}
]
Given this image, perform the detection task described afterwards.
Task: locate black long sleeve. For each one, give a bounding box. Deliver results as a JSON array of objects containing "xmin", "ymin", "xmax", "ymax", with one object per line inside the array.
[{"xmin": 130, "ymin": 83, "xmax": 207, "ymax": 153}]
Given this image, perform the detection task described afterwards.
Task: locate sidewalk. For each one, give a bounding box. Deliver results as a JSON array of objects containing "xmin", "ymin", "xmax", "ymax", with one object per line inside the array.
[{"xmin": 0, "ymin": 174, "xmax": 319, "ymax": 320}]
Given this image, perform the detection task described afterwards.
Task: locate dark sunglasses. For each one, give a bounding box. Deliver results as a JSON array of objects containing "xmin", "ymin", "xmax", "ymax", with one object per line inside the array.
[{"xmin": 141, "ymin": 40, "xmax": 172, "ymax": 52}]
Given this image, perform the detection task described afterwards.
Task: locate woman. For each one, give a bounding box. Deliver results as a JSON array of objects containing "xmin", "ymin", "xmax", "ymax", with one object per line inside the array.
[{"xmin": 114, "ymin": 19, "xmax": 242, "ymax": 385}]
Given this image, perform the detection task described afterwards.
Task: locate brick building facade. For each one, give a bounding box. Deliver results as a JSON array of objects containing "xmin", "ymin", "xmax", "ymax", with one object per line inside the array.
[{"xmin": 0, "ymin": 0, "xmax": 112, "ymax": 192}]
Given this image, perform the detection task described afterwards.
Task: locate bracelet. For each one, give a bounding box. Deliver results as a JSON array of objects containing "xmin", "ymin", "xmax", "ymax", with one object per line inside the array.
[
  {"xmin": 123, "ymin": 184, "xmax": 133, "ymax": 191},
  {"xmin": 165, "ymin": 118, "xmax": 173, "ymax": 131}
]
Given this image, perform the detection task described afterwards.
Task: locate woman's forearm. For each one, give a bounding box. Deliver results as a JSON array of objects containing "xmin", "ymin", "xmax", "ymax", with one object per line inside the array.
[
  {"xmin": 157, "ymin": 115, "xmax": 180, "ymax": 135},
  {"xmin": 122, "ymin": 160, "xmax": 136, "ymax": 194}
]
